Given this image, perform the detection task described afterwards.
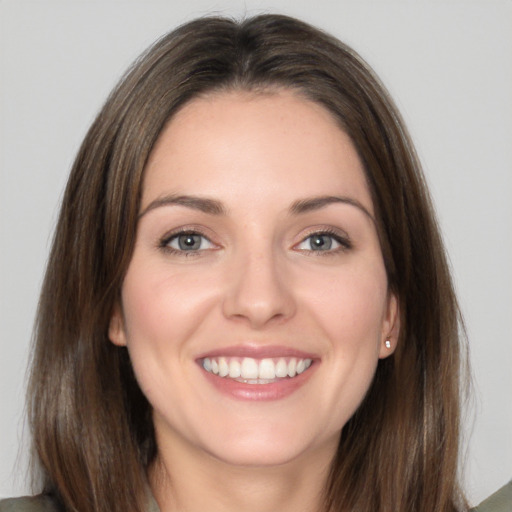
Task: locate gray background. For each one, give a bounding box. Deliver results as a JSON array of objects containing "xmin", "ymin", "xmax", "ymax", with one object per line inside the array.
[{"xmin": 1, "ymin": 0, "xmax": 511, "ymax": 506}]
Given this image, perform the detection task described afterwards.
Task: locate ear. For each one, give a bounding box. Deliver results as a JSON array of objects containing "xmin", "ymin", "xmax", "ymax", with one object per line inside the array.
[
  {"xmin": 379, "ymin": 292, "xmax": 400, "ymax": 359},
  {"xmin": 108, "ymin": 303, "xmax": 127, "ymax": 347}
]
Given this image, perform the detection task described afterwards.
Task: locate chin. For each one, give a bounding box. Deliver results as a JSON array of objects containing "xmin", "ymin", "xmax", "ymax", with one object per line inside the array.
[
  {"xmin": 207, "ymin": 443, "xmax": 311, "ymax": 468},
  {"xmin": 198, "ymin": 423, "xmax": 338, "ymax": 468}
]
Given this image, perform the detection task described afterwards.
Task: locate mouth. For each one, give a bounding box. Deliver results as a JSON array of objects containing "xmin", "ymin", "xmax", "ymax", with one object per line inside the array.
[
  {"xmin": 201, "ymin": 356, "xmax": 313, "ymax": 384},
  {"xmin": 197, "ymin": 347, "xmax": 318, "ymax": 401}
]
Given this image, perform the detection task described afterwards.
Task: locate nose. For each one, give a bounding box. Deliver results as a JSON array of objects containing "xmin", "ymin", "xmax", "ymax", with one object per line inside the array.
[{"xmin": 222, "ymin": 248, "xmax": 297, "ymax": 329}]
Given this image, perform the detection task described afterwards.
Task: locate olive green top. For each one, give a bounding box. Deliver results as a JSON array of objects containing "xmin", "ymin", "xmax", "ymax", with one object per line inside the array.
[
  {"xmin": 1, "ymin": 481, "xmax": 510, "ymax": 511},
  {"xmin": 0, "ymin": 492, "xmax": 160, "ymax": 512},
  {"xmin": 471, "ymin": 481, "xmax": 512, "ymax": 512}
]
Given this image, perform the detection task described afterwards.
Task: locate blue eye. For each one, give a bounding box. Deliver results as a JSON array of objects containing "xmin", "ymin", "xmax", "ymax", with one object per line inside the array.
[
  {"xmin": 307, "ymin": 234, "xmax": 336, "ymax": 251},
  {"xmin": 163, "ymin": 232, "xmax": 214, "ymax": 252},
  {"xmin": 296, "ymin": 232, "xmax": 349, "ymax": 252}
]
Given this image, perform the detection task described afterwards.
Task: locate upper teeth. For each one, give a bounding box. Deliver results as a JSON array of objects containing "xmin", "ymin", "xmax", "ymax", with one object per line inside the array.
[{"xmin": 202, "ymin": 357, "xmax": 312, "ymax": 380}]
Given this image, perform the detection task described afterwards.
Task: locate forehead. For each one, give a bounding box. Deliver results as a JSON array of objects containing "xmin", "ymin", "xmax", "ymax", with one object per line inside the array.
[{"xmin": 142, "ymin": 89, "xmax": 373, "ymax": 214}]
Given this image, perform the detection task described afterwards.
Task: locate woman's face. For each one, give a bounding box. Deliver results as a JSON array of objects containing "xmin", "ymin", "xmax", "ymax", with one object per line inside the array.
[{"xmin": 109, "ymin": 90, "xmax": 398, "ymax": 468}]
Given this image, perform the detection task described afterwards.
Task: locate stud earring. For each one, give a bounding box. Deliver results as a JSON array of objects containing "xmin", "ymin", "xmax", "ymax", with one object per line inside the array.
[{"xmin": 385, "ymin": 339, "xmax": 391, "ymax": 349}]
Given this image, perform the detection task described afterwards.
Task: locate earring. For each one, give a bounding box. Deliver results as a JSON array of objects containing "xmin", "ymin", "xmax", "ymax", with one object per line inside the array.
[{"xmin": 385, "ymin": 339, "xmax": 391, "ymax": 349}]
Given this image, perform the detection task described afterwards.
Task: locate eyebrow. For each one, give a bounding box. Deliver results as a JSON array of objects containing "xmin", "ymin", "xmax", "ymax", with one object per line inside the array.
[
  {"xmin": 139, "ymin": 194, "xmax": 227, "ymax": 218},
  {"xmin": 290, "ymin": 195, "xmax": 374, "ymax": 221},
  {"xmin": 139, "ymin": 193, "xmax": 374, "ymax": 221}
]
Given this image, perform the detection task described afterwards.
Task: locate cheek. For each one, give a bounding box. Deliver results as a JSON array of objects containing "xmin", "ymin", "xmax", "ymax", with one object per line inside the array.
[
  {"xmin": 120, "ymin": 260, "xmax": 217, "ymax": 347},
  {"xmin": 118, "ymin": 261, "xmax": 217, "ymax": 406},
  {"xmin": 301, "ymin": 262, "xmax": 389, "ymax": 346},
  {"xmin": 297, "ymin": 262, "xmax": 388, "ymax": 422}
]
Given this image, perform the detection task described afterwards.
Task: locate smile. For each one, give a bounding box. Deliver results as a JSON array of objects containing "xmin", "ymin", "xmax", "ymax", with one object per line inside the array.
[{"xmin": 201, "ymin": 356, "xmax": 313, "ymax": 383}]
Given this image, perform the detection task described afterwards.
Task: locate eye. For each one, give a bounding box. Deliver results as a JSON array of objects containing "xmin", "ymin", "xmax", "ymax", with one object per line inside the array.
[
  {"xmin": 161, "ymin": 231, "xmax": 215, "ymax": 253},
  {"xmin": 295, "ymin": 232, "xmax": 350, "ymax": 253}
]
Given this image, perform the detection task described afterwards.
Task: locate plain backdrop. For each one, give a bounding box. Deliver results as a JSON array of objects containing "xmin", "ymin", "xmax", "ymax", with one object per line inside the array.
[{"xmin": 1, "ymin": 0, "xmax": 511, "ymax": 506}]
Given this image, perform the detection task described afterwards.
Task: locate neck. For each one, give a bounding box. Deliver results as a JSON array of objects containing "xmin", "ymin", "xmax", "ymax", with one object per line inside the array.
[{"xmin": 149, "ymin": 436, "xmax": 335, "ymax": 512}]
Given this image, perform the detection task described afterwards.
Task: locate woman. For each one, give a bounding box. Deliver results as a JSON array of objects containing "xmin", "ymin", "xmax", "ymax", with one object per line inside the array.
[{"xmin": 1, "ymin": 13, "xmax": 508, "ymax": 512}]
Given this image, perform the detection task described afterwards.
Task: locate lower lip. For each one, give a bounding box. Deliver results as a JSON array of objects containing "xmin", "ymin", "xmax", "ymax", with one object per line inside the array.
[{"xmin": 199, "ymin": 363, "xmax": 317, "ymax": 401}]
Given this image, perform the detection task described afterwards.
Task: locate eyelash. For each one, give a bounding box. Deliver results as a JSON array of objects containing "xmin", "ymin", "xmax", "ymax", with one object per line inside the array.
[
  {"xmin": 296, "ymin": 229, "xmax": 352, "ymax": 255},
  {"xmin": 158, "ymin": 228, "xmax": 352, "ymax": 256},
  {"xmin": 159, "ymin": 228, "xmax": 216, "ymax": 257}
]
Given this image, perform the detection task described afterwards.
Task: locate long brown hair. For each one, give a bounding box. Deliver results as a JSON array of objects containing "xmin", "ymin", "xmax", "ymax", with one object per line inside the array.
[{"xmin": 28, "ymin": 14, "xmax": 468, "ymax": 512}]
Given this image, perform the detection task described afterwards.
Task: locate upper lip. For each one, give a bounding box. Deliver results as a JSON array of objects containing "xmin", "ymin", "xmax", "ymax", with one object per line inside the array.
[{"xmin": 195, "ymin": 344, "xmax": 318, "ymax": 361}]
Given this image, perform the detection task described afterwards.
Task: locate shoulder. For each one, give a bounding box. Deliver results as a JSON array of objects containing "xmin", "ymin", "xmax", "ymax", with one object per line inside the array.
[
  {"xmin": 0, "ymin": 495, "xmax": 61, "ymax": 512},
  {"xmin": 0, "ymin": 493, "xmax": 159, "ymax": 512},
  {"xmin": 471, "ymin": 481, "xmax": 512, "ymax": 512}
]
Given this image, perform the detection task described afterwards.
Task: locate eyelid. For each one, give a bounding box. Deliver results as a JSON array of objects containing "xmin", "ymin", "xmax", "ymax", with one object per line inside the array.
[
  {"xmin": 158, "ymin": 226, "xmax": 220, "ymax": 255},
  {"xmin": 293, "ymin": 227, "xmax": 352, "ymax": 253},
  {"xmin": 156, "ymin": 225, "xmax": 351, "ymax": 256}
]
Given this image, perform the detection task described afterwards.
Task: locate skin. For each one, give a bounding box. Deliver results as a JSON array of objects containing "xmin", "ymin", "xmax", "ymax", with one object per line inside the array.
[{"xmin": 109, "ymin": 89, "xmax": 399, "ymax": 512}]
